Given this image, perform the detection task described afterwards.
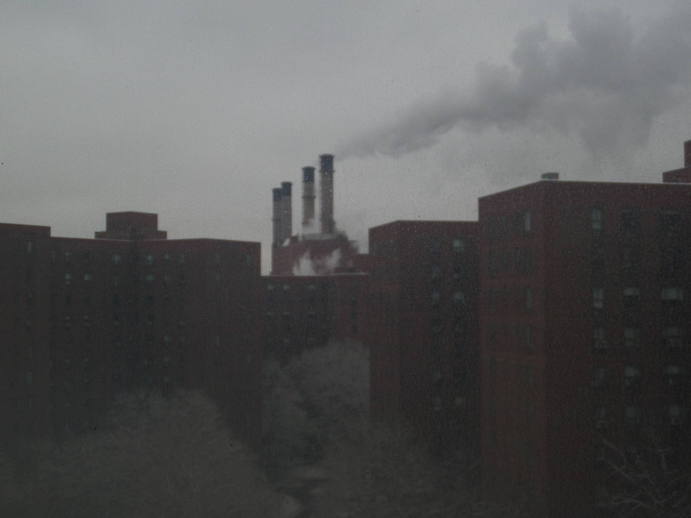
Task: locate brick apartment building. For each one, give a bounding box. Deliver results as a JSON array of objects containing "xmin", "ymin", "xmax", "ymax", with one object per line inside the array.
[
  {"xmin": 4, "ymin": 142, "xmax": 690, "ymax": 517},
  {"xmin": 479, "ymin": 146, "xmax": 691, "ymax": 516},
  {"xmin": 0, "ymin": 212, "xmax": 262, "ymax": 444},
  {"xmin": 261, "ymin": 273, "xmax": 369, "ymax": 361},
  {"xmin": 368, "ymin": 220, "xmax": 479, "ymax": 452}
]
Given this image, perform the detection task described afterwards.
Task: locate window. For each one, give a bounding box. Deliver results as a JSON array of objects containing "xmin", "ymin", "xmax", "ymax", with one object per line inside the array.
[
  {"xmin": 659, "ymin": 211, "xmax": 681, "ymax": 238},
  {"xmin": 593, "ymin": 288, "xmax": 604, "ymax": 309},
  {"xmin": 525, "ymin": 324, "xmax": 535, "ymax": 349},
  {"xmin": 663, "ymin": 327, "xmax": 684, "ymax": 349},
  {"xmin": 431, "ymin": 265, "xmax": 441, "ymax": 280},
  {"xmin": 624, "ymin": 328, "xmax": 640, "ymax": 348},
  {"xmin": 592, "ymin": 367, "xmax": 606, "ymax": 387},
  {"xmin": 623, "ymin": 287, "xmax": 640, "ymax": 308},
  {"xmin": 144, "ymin": 273, "xmax": 155, "ymax": 282},
  {"xmin": 523, "ymin": 211, "xmax": 532, "ymax": 233},
  {"xmin": 112, "ymin": 254, "xmax": 122, "ymax": 264},
  {"xmin": 595, "ymin": 407, "xmax": 608, "ymax": 429},
  {"xmin": 665, "ymin": 365, "xmax": 683, "ymax": 386},
  {"xmin": 621, "ymin": 246, "xmax": 637, "ymax": 270},
  {"xmin": 623, "ymin": 366, "xmax": 641, "ymax": 389},
  {"xmin": 26, "ymin": 241, "xmax": 33, "ymax": 253},
  {"xmin": 453, "ymin": 291, "xmax": 465, "ymax": 304},
  {"xmin": 525, "ymin": 287, "xmax": 533, "ymax": 310},
  {"xmin": 661, "ymin": 287, "xmax": 684, "ymax": 301},
  {"xmin": 64, "ymin": 273, "xmax": 72, "ymax": 285},
  {"xmin": 591, "ymin": 208, "xmax": 603, "ymax": 231},
  {"xmin": 144, "ymin": 255, "xmax": 154, "ymax": 265},
  {"xmin": 669, "ymin": 405, "xmax": 685, "ymax": 426},
  {"xmin": 620, "ymin": 209, "xmax": 641, "ymax": 233},
  {"xmin": 452, "ymin": 238, "xmax": 465, "ymax": 253},
  {"xmin": 83, "ymin": 273, "xmax": 93, "ymax": 281},
  {"xmin": 593, "ymin": 327, "xmax": 607, "ymax": 350},
  {"xmin": 625, "ymin": 406, "xmax": 641, "ymax": 424}
]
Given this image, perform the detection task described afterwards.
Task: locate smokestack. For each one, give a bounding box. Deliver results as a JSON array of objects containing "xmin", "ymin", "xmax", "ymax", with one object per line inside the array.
[
  {"xmin": 685, "ymin": 140, "xmax": 691, "ymax": 168},
  {"xmin": 319, "ymin": 154, "xmax": 335, "ymax": 235},
  {"xmin": 302, "ymin": 166, "xmax": 316, "ymax": 230},
  {"xmin": 281, "ymin": 181, "xmax": 293, "ymax": 244},
  {"xmin": 272, "ymin": 188, "xmax": 282, "ymax": 247}
]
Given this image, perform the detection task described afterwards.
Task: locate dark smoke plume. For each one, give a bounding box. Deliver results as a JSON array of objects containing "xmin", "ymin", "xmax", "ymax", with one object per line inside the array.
[{"xmin": 338, "ymin": 5, "xmax": 691, "ymax": 160}]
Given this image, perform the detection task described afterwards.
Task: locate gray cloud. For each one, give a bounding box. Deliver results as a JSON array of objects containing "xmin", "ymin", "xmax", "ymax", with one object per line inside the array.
[{"xmin": 338, "ymin": 4, "xmax": 691, "ymax": 160}]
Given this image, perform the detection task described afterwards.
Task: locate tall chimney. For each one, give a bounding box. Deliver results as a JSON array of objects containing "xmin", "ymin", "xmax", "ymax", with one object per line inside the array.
[
  {"xmin": 319, "ymin": 154, "xmax": 335, "ymax": 235},
  {"xmin": 272, "ymin": 187, "xmax": 282, "ymax": 247},
  {"xmin": 685, "ymin": 139, "xmax": 691, "ymax": 167},
  {"xmin": 302, "ymin": 166, "xmax": 316, "ymax": 230},
  {"xmin": 281, "ymin": 181, "xmax": 293, "ymax": 244}
]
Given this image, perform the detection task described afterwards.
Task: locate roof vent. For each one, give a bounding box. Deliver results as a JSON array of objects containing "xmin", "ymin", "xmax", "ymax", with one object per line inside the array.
[{"xmin": 541, "ymin": 172, "xmax": 559, "ymax": 181}]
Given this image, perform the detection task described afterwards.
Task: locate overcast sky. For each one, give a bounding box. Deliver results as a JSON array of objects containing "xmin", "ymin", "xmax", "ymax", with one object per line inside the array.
[{"xmin": 2, "ymin": 0, "xmax": 690, "ymax": 271}]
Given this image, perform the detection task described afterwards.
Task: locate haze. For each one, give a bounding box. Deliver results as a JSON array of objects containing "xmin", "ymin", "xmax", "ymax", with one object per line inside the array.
[{"xmin": 1, "ymin": 0, "xmax": 690, "ymax": 272}]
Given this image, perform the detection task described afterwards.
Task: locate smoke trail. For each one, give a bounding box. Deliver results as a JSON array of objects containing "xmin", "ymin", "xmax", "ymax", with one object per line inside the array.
[{"xmin": 338, "ymin": 5, "xmax": 691, "ymax": 160}]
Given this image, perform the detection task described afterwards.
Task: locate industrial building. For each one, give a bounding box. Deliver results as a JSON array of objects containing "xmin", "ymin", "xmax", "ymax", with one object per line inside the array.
[{"xmin": 270, "ymin": 154, "xmax": 358, "ymax": 276}]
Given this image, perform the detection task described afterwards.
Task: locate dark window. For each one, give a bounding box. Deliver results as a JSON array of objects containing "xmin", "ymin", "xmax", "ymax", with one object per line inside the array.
[
  {"xmin": 591, "ymin": 208, "xmax": 603, "ymax": 232},
  {"xmin": 659, "ymin": 211, "xmax": 682, "ymax": 238},
  {"xmin": 621, "ymin": 209, "xmax": 641, "ymax": 235},
  {"xmin": 624, "ymin": 328, "xmax": 640, "ymax": 348}
]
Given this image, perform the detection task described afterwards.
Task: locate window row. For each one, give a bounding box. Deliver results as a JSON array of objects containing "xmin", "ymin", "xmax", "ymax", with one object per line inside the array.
[
  {"xmin": 485, "ymin": 211, "xmax": 533, "ymax": 240},
  {"xmin": 592, "ymin": 287, "xmax": 684, "ymax": 308},
  {"xmin": 486, "ymin": 285, "xmax": 533, "ymax": 312},
  {"xmin": 590, "ymin": 208, "xmax": 685, "ymax": 236},
  {"xmin": 487, "ymin": 247, "xmax": 534, "ymax": 276},
  {"xmin": 593, "ymin": 326, "xmax": 686, "ymax": 350},
  {"xmin": 592, "ymin": 365, "xmax": 686, "ymax": 388}
]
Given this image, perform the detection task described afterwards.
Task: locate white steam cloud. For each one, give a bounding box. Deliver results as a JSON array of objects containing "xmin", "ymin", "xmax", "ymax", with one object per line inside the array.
[
  {"xmin": 338, "ymin": 6, "xmax": 691, "ymax": 160},
  {"xmin": 292, "ymin": 249, "xmax": 342, "ymax": 276}
]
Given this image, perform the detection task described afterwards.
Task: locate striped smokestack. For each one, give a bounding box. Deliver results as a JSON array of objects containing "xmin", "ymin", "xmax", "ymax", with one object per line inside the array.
[
  {"xmin": 272, "ymin": 187, "xmax": 282, "ymax": 247},
  {"xmin": 302, "ymin": 166, "xmax": 316, "ymax": 230},
  {"xmin": 319, "ymin": 154, "xmax": 335, "ymax": 235},
  {"xmin": 281, "ymin": 181, "xmax": 293, "ymax": 244}
]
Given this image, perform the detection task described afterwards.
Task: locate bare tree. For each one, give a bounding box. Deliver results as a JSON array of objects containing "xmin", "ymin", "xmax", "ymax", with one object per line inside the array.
[{"xmin": 598, "ymin": 432, "xmax": 691, "ymax": 518}]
